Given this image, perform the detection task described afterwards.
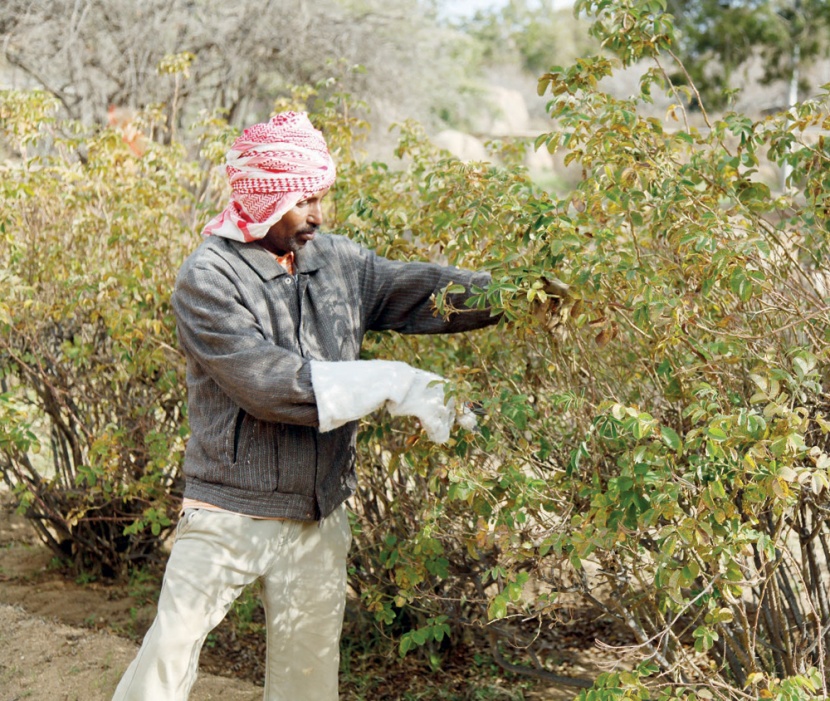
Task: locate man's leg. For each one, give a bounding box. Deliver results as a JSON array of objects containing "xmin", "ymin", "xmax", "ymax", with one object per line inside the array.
[
  {"xmin": 260, "ymin": 504, "xmax": 352, "ymax": 701},
  {"xmin": 112, "ymin": 510, "xmax": 273, "ymax": 701}
]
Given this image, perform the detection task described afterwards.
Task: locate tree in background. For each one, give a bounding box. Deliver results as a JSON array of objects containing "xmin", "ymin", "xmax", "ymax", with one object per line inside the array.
[
  {"xmin": 664, "ymin": 0, "xmax": 830, "ymax": 109},
  {"xmin": 0, "ymin": 0, "xmax": 474, "ymax": 137},
  {"xmin": 455, "ymin": 0, "xmax": 597, "ymax": 77}
]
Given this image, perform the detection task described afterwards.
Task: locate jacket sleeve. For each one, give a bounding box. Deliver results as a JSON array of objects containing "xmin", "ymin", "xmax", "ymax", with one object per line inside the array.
[
  {"xmin": 172, "ymin": 260, "xmax": 318, "ymax": 426},
  {"xmin": 360, "ymin": 248, "xmax": 499, "ymax": 334}
]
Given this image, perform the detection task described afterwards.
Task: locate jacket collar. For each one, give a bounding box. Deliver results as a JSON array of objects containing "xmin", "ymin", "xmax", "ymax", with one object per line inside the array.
[
  {"xmin": 295, "ymin": 237, "xmax": 327, "ymax": 274},
  {"xmin": 225, "ymin": 237, "xmax": 327, "ymax": 279}
]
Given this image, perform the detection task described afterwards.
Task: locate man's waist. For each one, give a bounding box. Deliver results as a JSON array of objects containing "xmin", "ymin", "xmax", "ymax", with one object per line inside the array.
[{"xmin": 182, "ymin": 475, "xmax": 351, "ymax": 522}]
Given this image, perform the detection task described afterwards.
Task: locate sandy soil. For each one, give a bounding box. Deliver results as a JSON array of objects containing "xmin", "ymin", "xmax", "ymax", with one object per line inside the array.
[
  {"xmin": 0, "ymin": 603, "xmax": 261, "ymax": 701},
  {"xmin": 0, "ymin": 499, "xmax": 262, "ymax": 701},
  {"xmin": 0, "ymin": 495, "xmax": 631, "ymax": 701}
]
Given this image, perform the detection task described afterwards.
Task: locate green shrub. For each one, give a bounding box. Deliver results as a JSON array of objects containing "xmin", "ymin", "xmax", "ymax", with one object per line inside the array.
[
  {"xmin": 0, "ymin": 90, "xmax": 221, "ymax": 576},
  {"xmin": 330, "ymin": 3, "xmax": 830, "ymax": 697}
]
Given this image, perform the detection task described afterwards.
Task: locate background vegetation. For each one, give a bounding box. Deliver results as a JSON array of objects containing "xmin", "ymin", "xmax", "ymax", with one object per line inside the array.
[{"xmin": 2, "ymin": 0, "xmax": 830, "ymax": 699}]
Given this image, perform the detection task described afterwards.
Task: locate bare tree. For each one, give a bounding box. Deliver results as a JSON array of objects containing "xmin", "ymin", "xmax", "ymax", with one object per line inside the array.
[{"xmin": 1, "ymin": 0, "xmax": 473, "ymax": 136}]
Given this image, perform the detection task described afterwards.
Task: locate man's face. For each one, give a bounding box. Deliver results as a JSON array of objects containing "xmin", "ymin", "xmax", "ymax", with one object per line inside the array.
[{"xmin": 261, "ymin": 187, "xmax": 330, "ymax": 256}]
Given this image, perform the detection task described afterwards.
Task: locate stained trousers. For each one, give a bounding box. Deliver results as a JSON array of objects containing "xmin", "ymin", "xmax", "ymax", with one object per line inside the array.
[{"xmin": 112, "ymin": 504, "xmax": 352, "ymax": 701}]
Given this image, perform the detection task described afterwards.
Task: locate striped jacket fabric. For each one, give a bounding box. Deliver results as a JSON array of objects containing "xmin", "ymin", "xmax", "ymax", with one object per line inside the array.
[{"xmin": 171, "ymin": 233, "xmax": 497, "ymax": 520}]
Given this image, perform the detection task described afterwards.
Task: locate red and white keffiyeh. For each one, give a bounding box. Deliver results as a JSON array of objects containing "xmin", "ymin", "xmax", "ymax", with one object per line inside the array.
[{"xmin": 202, "ymin": 112, "xmax": 336, "ymax": 242}]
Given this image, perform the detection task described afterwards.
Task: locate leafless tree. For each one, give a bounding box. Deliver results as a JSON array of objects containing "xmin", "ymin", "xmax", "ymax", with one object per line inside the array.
[{"xmin": 1, "ymin": 0, "xmax": 472, "ymax": 136}]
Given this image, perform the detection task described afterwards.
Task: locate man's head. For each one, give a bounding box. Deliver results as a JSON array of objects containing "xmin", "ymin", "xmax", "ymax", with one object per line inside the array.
[
  {"xmin": 260, "ymin": 186, "xmax": 330, "ymax": 256},
  {"xmin": 202, "ymin": 112, "xmax": 335, "ymax": 245}
]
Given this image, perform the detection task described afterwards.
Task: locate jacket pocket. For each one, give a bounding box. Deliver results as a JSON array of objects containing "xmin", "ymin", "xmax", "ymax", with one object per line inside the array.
[
  {"xmin": 232, "ymin": 408, "xmax": 246, "ymax": 463},
  {"xmin": 217, "ymin": 409, "xmax": 279, "ymax": 491}
]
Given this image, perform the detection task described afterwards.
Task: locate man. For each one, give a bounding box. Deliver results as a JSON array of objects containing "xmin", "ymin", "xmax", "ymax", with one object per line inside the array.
[{"xmin": 112, "ymin": 111, "xmax": 498, "ymax": 701}]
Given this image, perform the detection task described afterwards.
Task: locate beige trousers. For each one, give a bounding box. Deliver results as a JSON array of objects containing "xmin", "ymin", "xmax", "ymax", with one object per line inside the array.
[{"xmin": 112, "ymin": 505, "xmax": 352, "ymax": 701}]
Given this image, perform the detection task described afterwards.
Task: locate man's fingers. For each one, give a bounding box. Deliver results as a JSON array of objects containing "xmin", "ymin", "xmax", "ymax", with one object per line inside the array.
[{"xmin": 541, "ymin": 276, "xmax": 570, "ymax": 299}]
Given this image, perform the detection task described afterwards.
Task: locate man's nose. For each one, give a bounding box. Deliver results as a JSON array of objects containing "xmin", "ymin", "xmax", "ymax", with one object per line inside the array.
[{"xmin": 307, "ymin": 202, "xmax": 323, "ymax": 224}]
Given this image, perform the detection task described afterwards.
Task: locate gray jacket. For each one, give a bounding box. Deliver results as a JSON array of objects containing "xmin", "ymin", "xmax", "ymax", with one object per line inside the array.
[{"xmin": 171, "ymin": 233, "xmax": 497, "ymax": 520}]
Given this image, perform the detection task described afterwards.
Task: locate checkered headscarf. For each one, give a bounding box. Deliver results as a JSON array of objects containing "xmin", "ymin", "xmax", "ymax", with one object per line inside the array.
[{"xmin": 202, "ymin": 112, "xmax": 336, "ymax": 242}]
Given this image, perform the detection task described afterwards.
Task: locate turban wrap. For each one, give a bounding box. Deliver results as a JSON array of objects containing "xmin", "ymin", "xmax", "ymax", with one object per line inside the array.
[{"xmin": 202, "ymin": 111, "xmax": 336, "ymax": 242}]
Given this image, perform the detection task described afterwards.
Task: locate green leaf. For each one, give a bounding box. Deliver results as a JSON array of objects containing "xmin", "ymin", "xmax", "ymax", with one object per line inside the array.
[
  {"xmin": 488, "ymin": 594, "xmax": 508, "ymax": 621},
  {"xmin": 660, "ymin": 425, "xmax": 682, "ymax": 453},
  {"xmin": 707, "ymin": 425, "xmax": 728, "ymax": 442}
]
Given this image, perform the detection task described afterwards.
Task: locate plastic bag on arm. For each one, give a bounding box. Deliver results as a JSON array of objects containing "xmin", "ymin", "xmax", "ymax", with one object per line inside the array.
[{"xmin": 309, "ymin": 359, "xmax": 455, "ymax": 443}]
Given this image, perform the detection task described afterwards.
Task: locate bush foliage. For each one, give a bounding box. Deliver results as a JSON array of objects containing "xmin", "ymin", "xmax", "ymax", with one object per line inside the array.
[
  {"xmin": 2, "ymin": 1, "xmax": 830, "ymax": 698},
  {"xmin": 0, "ymin": 90, "xmax": 231, "ymax": 575}
]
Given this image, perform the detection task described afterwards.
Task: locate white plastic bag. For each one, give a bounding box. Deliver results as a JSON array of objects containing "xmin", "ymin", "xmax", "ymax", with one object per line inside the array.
[{"xmin": 310, "ymin": 359, "xmax": 458, "ymax": 443}]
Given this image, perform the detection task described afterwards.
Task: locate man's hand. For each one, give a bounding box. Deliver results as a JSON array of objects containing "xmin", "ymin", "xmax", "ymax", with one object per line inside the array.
[{"xmin": 531, "ymin": 276, "xmax": 572, "ymax": 332}]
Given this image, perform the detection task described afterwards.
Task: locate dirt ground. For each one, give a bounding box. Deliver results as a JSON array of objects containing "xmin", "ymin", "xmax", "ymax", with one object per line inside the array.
[
  {"xmin": 0, "ymin": 498, "xmax": 263, "ymax": 701},
  {"xmin": 0, "ymin": 496, "xmax": 634, "ymax": 701},
  {"xmin": 0, "ymin": 603, "xmax": 262, "ymax": 701}
]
